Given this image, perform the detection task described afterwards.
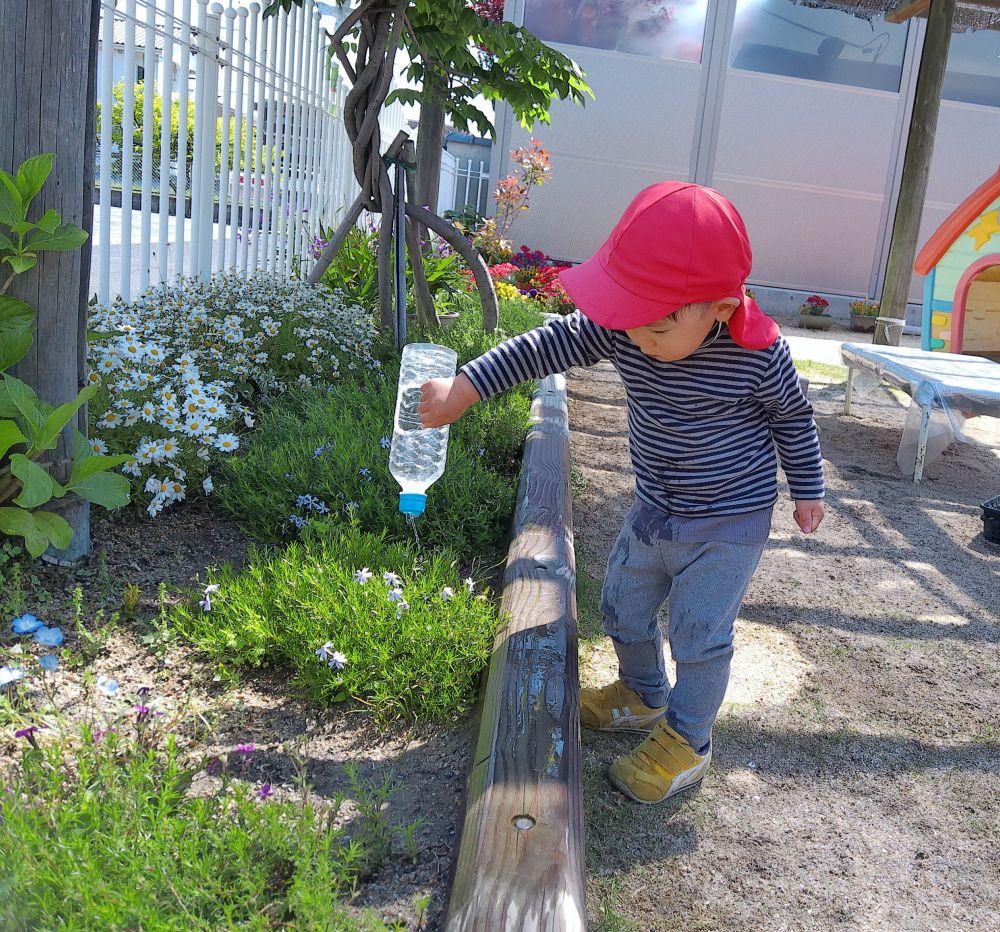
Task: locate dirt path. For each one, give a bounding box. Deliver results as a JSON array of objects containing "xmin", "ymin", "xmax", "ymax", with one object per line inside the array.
[{"xmin": 567, "ymin": 338, "xmax": 1000, "ymax": 931}]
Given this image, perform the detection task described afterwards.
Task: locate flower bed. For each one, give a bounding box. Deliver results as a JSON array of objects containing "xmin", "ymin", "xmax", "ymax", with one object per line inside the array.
[{"xmin": 88, "ymin": 272, "xmax": 379, "ymax": 515}]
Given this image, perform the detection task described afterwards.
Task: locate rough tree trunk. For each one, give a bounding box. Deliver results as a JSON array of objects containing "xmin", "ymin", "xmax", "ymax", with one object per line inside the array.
[
  {"xmin": 0, "ymin": 0, "xmax": 99, "ymax": 558},
  {"xmin": 415, "ymin": 71, "xmax": 447, "ymax": 215}
]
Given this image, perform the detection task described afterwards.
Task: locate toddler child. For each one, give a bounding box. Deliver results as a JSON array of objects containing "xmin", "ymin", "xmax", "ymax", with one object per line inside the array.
[{"xmin": 419, "ymin": 182, "xmax": 824, "ymax": 804}]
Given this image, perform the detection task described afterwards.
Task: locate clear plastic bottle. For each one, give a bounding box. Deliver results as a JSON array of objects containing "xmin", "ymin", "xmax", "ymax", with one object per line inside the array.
[{"xmin": 389, "ymin": 342, "xmax": 458, "ymax": 516}]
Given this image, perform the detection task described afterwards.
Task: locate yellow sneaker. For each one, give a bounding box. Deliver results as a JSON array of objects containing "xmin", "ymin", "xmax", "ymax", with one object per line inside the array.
[
  {"xmin": 579, "ymin": 680, "xmax": 666, "ymax": 733},
  {"xmin": 608, "ymin": 721, "xmax": 710, "ymax": 804}
]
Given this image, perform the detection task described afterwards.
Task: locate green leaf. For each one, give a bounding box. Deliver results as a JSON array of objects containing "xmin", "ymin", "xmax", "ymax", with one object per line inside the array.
[
  {"xmin": 9, "ymin": 454, "xmax": 64, "ymax": 508},
  {"xmin": 69, "ymin": 470, "xmax": 130, "ymax": 509},
  {"xmin": 24, "ymin": 223, "xmax": 88, "ymax": 253},
  {"xmin": 0, "ymin": 420, "xmax": 27, "ymax": 459},
  {"xmin": 0, "ymin": 506, "xmax": 50, "ymax": 557},
  {"xmin": 0, "ymin": 295, "xmax": 34, "ymax": 329},
  {"xmin": 0, "ymin": 232, "xmax": 14, "ymax": 252},
  {"xmin": 68, "ymin": 450, "xmax": 131, "ymax": 484},
  {"xmin": 5, "ymin": 254, "xmax": 36, "ymax": 275},
  {"xmin": 0, "ymin": 327, "xmax": 32, "ymax": 371},
  {"xmin": 14, "ymin": 154, "xmax": 54, "ymax": 204},
  {"xmin": 36, "ymin": 384, "xmax": 95, "ymax": 451},
  {"xmin": 1, "ymin": 375, "xmax": 42, "ymax": 438},
  {"xmin": 0, "ymin": 172, "xmax": 23, "ymax": 227},
  {"xmin": 33, "ymin": 509, "xmax": 73, "ymax": 550},
  {"xmin": 36, "ymin": 209, "xmax": 60, "ymax": 233},
  {"xmin": 10, "ymin": 220, "xmax": 33, "ymax": 237}
]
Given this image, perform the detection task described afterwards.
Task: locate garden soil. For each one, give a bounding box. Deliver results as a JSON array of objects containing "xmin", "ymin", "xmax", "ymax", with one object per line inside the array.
[{"xmin": 568, "ymin": 331, "xmax": 1000, "ymax": 931}]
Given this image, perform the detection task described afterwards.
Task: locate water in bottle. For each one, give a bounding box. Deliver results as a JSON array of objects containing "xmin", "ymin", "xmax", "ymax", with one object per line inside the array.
[{"xmin": 389, "ymin": 342, "xmax": 458, "ymax": 518}]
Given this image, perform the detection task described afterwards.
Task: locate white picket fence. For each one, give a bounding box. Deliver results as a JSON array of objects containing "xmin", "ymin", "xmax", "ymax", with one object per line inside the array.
[{"xmin": 94, "ymin": 0, "xmax": 411, "ymax": 303}]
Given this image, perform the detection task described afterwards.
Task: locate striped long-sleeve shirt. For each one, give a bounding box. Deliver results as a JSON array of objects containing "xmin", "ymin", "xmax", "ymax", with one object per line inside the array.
[{"xmin": 461, "ymin": 311, "xmax": 825, "ymax": 517}]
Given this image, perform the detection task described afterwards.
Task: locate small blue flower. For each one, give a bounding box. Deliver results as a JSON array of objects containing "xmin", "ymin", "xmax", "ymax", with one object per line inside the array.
[
  {"xmin": 310, "ymin": 500, "xmax": 330, "ymax": 515},
  {"xmin": 38, "ymin": 655, "xmax": 58, "ymax": 672},
  {"xmin": 0, "ymin": 666, "xmax": 25, "ymax": 687},
  {"xmin": 11, "ymin": 613, "xmax": 42, "ymax": 635},
  {"xmin": 289, "ymin": 515, "xmax": 307, "ymax": 529},
  {"xmin": 96, "ymin": 675, "xmax": 119, "ymax": 698},
  {"xmin": 359, "ymin": 467, "xmax": 372, "ymax": 480},
  {"xmin": 379, "ymin": 436, "xmax": 391, "ymax": 450},
  {"xmin": 33, "ymin": 626, "xmax": 64, "ymax": 648},
  {"xmin": 295, "ymin": 493, "xmax": 317, "ymax": 509}
]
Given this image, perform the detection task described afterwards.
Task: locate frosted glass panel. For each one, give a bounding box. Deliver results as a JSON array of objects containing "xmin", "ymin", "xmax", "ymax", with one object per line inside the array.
[
  {"xmin": 523, "ymin": 0, "xmax": 709, "ymax": 63},
  {"xmin": 729, "ymin": 0, "xmax": 908, "ymax": 92}
]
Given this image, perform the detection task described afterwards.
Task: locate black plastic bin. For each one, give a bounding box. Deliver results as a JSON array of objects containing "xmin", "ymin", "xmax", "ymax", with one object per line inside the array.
[{"xmin": 983, "ymin": 496, "xmax": 1000, "ymax": 545}]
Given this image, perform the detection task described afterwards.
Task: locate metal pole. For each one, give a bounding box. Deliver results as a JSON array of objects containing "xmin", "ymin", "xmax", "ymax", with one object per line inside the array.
[{"xmin": 395, "ymin": 157, "xmax": 406, "ymax": 350}]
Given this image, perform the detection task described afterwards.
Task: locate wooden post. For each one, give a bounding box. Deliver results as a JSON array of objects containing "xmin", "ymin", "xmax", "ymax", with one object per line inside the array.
[
  {"xmin": 0, "ymin": 0, "xmax": 99, "ymax": 559},
  {"xmin": 875, "ymin": 0, "xmax": 956, "ymax": 346},
  {"xmin": 447, "ymin": 374, "xmax": 587, "ymax": 932}
]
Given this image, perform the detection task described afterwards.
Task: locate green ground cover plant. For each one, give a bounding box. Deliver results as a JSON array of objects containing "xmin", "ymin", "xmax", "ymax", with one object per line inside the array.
[
  {"xmin": 220, "ymin": 297, "xmax": 544, "ymax": 553},
  {"xmin": 172, "ymin": 524, "xmax": 499, "ymax": 723},
  {"xmin": 0, "ymin": 720, "xmax": 399, "ymax": 930}
]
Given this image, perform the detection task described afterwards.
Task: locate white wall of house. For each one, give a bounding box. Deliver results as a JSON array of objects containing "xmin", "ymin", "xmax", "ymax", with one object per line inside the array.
[{"xmin": 494, "ymin": 0, "xmax": 1000, "ymax": 311}]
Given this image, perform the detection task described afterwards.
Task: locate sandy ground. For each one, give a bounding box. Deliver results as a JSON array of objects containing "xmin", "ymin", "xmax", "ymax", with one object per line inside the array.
[{"xmin": 568, "ymin": 325, "xmax": 1000, "ymax": 931}]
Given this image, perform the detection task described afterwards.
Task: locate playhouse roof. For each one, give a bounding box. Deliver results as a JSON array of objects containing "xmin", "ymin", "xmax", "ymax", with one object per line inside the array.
[{"xmin": 914, "ymin": 166, "xmax": 1000, "ymax": 275}]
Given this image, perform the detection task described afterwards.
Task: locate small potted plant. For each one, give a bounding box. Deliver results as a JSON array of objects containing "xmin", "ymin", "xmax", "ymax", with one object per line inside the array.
[
  {"xmin": 849, "ymin": 298, "xmax": 880, "ymax": 333},
  {"xmin": 798, "ymin": 294, "xmax": 834, "ymax": 330}
]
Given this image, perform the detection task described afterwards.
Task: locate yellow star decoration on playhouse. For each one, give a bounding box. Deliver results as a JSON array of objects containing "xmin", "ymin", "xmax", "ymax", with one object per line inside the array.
[{"xmin": 967, "ymin": 209, "xmax": 1000, "ymax": 251}]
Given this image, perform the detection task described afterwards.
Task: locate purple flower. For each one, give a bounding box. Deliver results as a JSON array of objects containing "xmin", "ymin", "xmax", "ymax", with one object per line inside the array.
[
  {"xmin": 205, "ymin": 756, "xmax": 224, "ymax": 776},
  {"xmin": 134, "ymin": 704, "xmax": 150, "ymax": 716},
  {"xmin": 14, "ymin": 725, "xmax": 41, "ymax": 748},
  {"xmin": 258, "ymin": 783, "xmax": 273, "ymax": 799},
  {"xmin": 234, "ymin": 743, "xmax": 255, "ymax": 757},
  {"xmin": 92, "ymin": 727, "xmax": 115, "ymax": 744}
]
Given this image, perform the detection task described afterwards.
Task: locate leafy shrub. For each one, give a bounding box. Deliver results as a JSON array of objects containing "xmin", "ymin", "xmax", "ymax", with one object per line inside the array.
[
  {"xmin": 1, "ymin": 722, "xmax": 395, "ymax": 929},
  {"xmin": 314, "ymin": 224, "xmax": 469, "ymax": 313},
  {"xmin": 173, "ymin": 525, "xmax": 499, "ymax": 723},
  {"xmin": 218, "ymin": 373, "xmax": 527, "ymax": 554},
  {"xmin": 1, "ymin": 153, "xmax": 130, "ymax": 556},
  {"xmin": 221, "ymin": 295, "xmax": 544, "ymax": 552},
  {"xmin": 87, "ymin": 272, "xmax": 379, "ymax": 515}
]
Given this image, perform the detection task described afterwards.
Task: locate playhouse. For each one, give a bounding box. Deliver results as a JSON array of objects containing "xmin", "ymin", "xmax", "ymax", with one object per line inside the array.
[{"xmin": 915, "ymin": 167, "xmax": 1000, "ymax": 360}]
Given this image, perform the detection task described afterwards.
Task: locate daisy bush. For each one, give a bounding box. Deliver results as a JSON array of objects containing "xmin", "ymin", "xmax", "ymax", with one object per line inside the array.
[
  {"xmin": 87, "ymin": 272, "xmax": 379, "ymax": 515},
  {"xmin": 172, "ymin": 524, "xmax": 499, "ymax": 723}
]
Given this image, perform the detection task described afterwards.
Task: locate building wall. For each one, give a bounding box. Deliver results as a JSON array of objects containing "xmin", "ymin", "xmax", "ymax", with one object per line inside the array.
[{"xmin": 494, "ymin": 0, "xmax": 1000, "ymax": 308}]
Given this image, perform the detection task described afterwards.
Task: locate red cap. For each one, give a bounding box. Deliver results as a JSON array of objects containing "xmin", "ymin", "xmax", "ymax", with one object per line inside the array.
[{"xmin": 558, "ymin": 182, "xmax": 779, "ymax": 350}]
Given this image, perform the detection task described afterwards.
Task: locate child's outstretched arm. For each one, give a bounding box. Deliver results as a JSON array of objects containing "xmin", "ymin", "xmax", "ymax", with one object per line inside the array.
[
  {"xmin": 756, "ymin": 337, "xmax": 826, "ymax": 534},
  {"xmin": 419, "ymin": 310, "xmax": 614, "ymax": 428}
]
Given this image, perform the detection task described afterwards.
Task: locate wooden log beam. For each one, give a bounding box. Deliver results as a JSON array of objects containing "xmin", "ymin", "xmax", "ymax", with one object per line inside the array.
[
  {"xmin": 447, "ymin": 374, "xmax": 586, "ymax": 932},
  {"xmin": 875, "ymin": 0, "xmax": 957, "ymax": 346},
  {"xmin": 886, "ymin": 0, "xmax": 931, "ymax": 23}
]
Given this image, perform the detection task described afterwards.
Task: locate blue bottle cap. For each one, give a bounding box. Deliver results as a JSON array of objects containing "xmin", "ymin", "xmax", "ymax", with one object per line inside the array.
[{"xmin": 399, "ymin": 492, "xmax": 427, "ymax": 517}]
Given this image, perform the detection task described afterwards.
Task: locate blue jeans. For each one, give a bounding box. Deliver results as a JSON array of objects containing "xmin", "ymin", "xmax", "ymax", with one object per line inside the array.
[{"xmin": 600, "ymin": 501, "xmax": 767, "ymax": 754}]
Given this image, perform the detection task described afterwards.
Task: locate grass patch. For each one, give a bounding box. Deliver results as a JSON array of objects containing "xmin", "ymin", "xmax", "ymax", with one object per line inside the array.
[
  {"xmin": 173, "ymin": 524, "xmax": 499, "ymax": 723},
  {"xmin": 0, "ymin": 726, "xmax": 396, "ymax": 930},
  {"xmin": 793, "ymin": 359, "xmax": 848, "ymax": 383},
  {"xmin": 575, "ymin": 544, "xmax": 605, "ymax": 642}
]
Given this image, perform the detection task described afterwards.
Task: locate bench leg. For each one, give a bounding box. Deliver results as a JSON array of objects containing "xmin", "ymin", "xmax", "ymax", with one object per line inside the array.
[
  {"xmin": 844, "ymin": 367, "xmax": 855, "ymax": 415},
  {"xmin": 913, "ymin": 405, "xmax": 931, "ymax": 483}
]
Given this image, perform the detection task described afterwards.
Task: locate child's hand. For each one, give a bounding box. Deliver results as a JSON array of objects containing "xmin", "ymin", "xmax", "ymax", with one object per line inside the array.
[
  {"xmin": 419, "ymin": 373, "xmax": 481, "ymax": 428},
  {"xmin": 793, "ymin": 499, "xmax": 825, "ymax": 534}
]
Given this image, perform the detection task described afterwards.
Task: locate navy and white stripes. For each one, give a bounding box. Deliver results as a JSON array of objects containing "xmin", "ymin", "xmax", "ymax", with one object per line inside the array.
[{"xmin": 461, "ymin": 311, "xmax": 825, "ymax": 516}]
